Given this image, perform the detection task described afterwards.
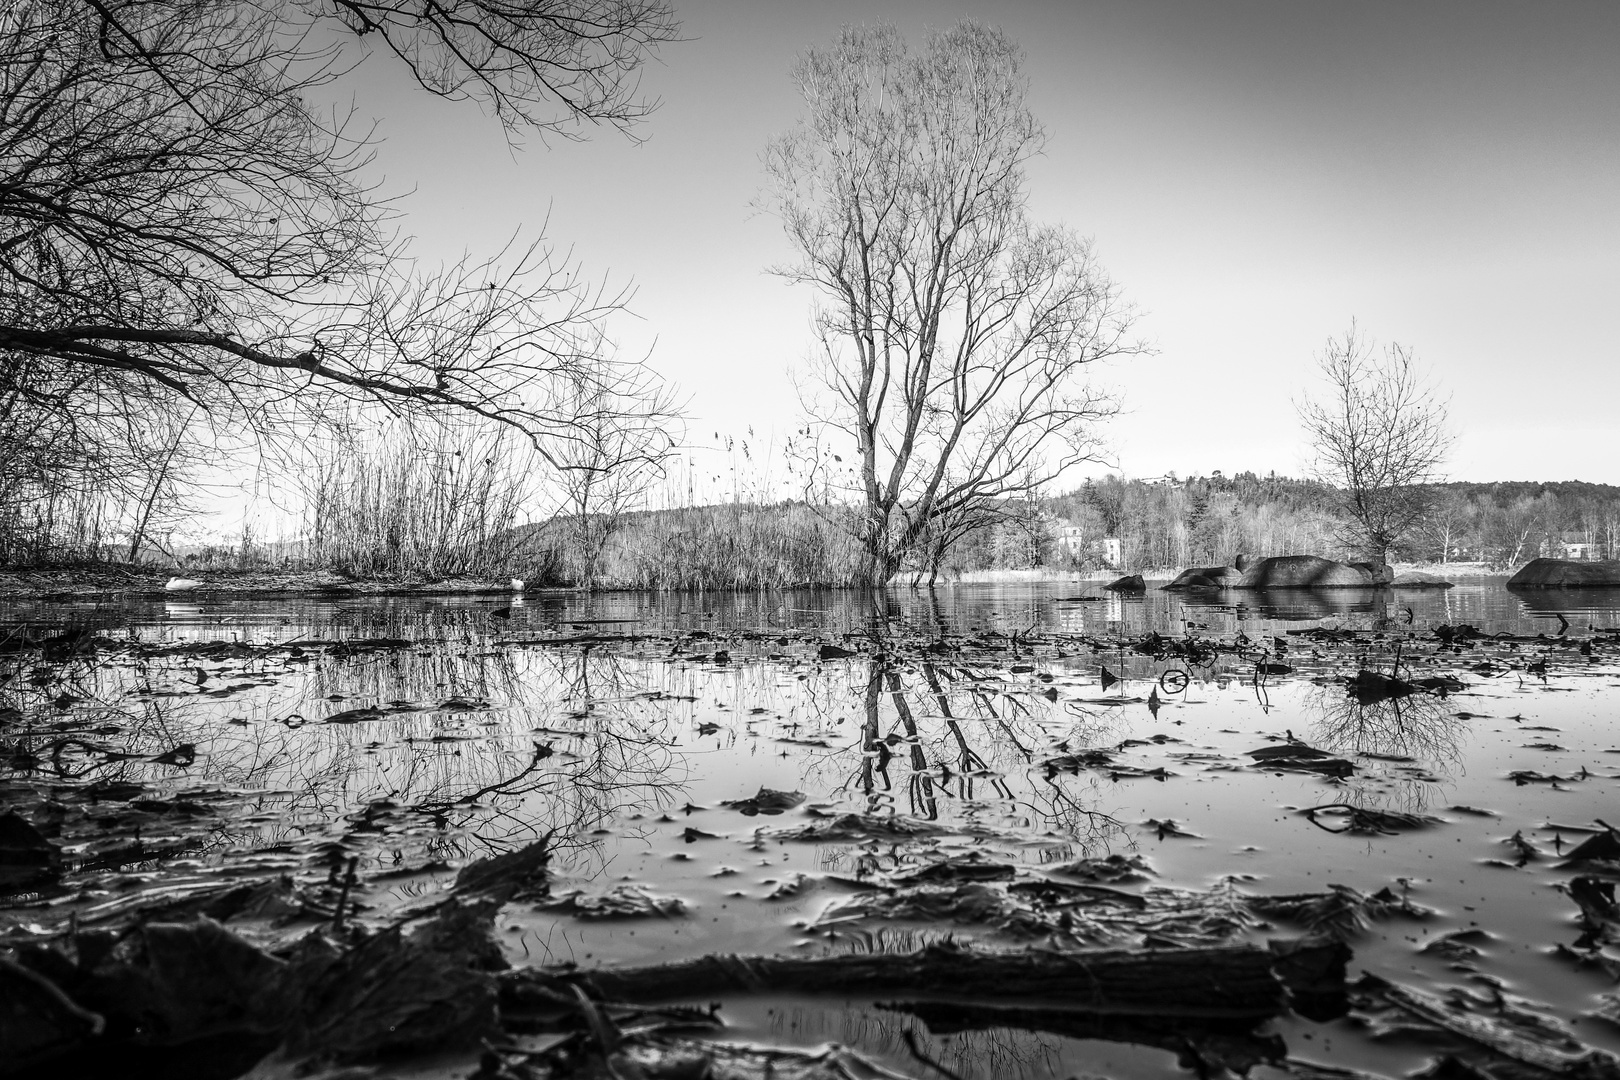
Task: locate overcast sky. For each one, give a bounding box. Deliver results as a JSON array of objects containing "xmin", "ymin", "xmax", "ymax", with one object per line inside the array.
[{"xmin": 333, "ymin": 0, "xmax": 1620, "ymax": 491}]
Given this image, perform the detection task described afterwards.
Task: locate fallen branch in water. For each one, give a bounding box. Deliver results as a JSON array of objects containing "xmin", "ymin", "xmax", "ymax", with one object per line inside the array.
[{"xmin": 505, "ymin": 937, "xmax": 1348, "ymax": 1022}]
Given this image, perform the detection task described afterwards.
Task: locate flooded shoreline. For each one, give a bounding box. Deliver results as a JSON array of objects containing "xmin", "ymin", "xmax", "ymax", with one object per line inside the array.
[{"xmin": 4, "ymin": 582, "xmax": 1620, "ymax": 1078}]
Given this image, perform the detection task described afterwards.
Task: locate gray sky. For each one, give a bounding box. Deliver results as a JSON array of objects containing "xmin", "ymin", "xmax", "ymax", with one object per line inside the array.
[{"xmin": 334, "ymin": 0, "xmax": 1620, "ymax": 488}]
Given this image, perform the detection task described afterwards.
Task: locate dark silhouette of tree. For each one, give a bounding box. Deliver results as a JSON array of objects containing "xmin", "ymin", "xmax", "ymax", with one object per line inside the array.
[{"xmin": 761, "ymin": 22, "xmax": 1142, "ymax": 585}]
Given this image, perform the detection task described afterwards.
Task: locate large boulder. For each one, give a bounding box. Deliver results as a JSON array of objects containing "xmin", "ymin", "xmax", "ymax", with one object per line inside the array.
[
  {"xmin": 1162, "ymin": 566, "xmax": 1242, "ymax": 590},
  {"xmin": 1507, "ymin": 558, "xmax": 1620, "ymax": 588},
  {"xmin": 1232, "ymin": 555, "xmax": 1388, "ymax": 589}
]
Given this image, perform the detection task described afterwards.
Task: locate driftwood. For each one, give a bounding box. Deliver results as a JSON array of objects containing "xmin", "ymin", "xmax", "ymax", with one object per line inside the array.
[
  {"xmin": 508, "ymin": 938, "xmax": 1346, "ymax": 1021},
  {"xmin": 887, "ymin": 999, "xmax": 1287, "ymax": 1075},
  {"xmin": 1352, "ymin": 973, "xmax": 1620, "ymax": 1080}
]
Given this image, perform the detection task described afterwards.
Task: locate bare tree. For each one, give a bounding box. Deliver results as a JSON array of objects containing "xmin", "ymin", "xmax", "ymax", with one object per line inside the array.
[
  {"xmin": 760, "ymin": 22, "xmax": 1142, "ymax": 585},
  {"xmin": 0, "ymin": 0, "xmax": 679, "ymax": 558},
  {"xmin": 1297, "ymin": 325, "xmax": 1454, "ymax": 564},
  {"xmin": 1415, "ymin": 488, "xmax": 1475, "ymax": 564},
  {"xmin": 550, "ymin": 368, "xmax": 677, "ymax": 586}
]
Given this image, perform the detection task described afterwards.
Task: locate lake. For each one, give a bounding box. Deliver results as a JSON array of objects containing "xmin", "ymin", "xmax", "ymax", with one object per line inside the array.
[{"xmin": 3, "ymin": 578, "xmax": 1618, "ymax": 1078}]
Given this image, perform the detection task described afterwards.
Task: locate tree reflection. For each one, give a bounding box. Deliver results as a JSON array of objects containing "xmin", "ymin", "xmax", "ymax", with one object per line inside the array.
[
  {"xmin": 1303, "ymin": 682, "xmax": 1463, "ymax": 811},
  {"xmin": 833, "ymin": 652, "xmax": 1125, "ymax": 849}
]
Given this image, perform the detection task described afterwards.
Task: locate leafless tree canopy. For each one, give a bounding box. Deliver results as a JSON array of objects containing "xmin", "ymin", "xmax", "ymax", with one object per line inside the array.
[
  {"xmin": 761, "ymin": 22, "xmax": 1142, "ymax": 584},
  {"xmin": 0, "ymin": 0, "xmax": 678, "ymax": 558},
  {"xmin": 1297, "ymin": 324, "xmax": 1453, "ymax": 562},
  {"xmin": 315, "ymin": 0, "xmax": 679, "ymax": 138}
]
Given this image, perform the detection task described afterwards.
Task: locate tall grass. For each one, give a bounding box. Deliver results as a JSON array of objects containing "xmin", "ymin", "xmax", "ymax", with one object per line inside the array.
[
  {"xmin": 0, "ymin": 480, "xmax": 116, "ymax": 566},
  {"xmin": 302, "ymin": 427, "xmax": 547, "ymax": 580},
  {"xmin": 589, "ymin": 502, "xmax": 863, "ymax": 589}
]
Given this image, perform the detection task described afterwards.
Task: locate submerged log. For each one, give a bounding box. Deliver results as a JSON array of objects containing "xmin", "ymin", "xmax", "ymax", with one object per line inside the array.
[
  {"xmin": 512, "ymin": 938, "xmax": 1345, "ymax": 1021},
  {"xmin": 886, "ymin": 1000, "xmax": 1287, "ymax": 1075}
]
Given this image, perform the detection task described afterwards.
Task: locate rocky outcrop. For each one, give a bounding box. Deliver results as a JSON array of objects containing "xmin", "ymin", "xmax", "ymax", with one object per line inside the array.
[
  {"xmin": 1506, "ymin": 558, "xmax": 1620, "ymax": 588},
  {"xmin": 1162, "ymin": 566, "xmax": 1243, "ymax": 590},
  {"xmin": 1232, "ymin": 555, "xmax": 1390, "ymax": 589},
  {"xmin": 1103, "ymin": 574, "xmax": 1146, "ymax": 592}
]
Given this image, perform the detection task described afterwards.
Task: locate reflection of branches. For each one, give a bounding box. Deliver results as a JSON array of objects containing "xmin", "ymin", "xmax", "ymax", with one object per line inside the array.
[
  {"xmin": 816, "ymin": 657, "xmax": 1124, "ymax": 850},
  {"xmin": 1304, "ymin": 683, "xmax": 1462, "ymax": 812},
  {"xmin": 412, "ymin": 741, "xmax": 556, "ymax": 813},
  {"xmin": 1306, "ymin": 684, "xmax": 1463, "ymax": 768}
]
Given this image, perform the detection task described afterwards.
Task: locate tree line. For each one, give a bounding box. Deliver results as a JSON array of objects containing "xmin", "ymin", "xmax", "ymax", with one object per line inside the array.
[{"xmin": 965, "ymin": 474, "xmax": 1620, "ymax": 575}]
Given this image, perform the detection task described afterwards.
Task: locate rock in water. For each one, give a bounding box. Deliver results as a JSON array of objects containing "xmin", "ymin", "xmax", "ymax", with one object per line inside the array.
[
  {"xmin": 1232, "ymin": 555, "xmax": 1387, "ymax": 589},
  {"xmin": 1507, "ymin": 558, "xmax": 1620, "ymax": 587},
  {"xmin": 1103, "ymin": 574, "xmax": 1146, "ymax": 592},
  {"xmin": 1162, "ymin": 566, "xmax": 1242, "ymax": 590}
]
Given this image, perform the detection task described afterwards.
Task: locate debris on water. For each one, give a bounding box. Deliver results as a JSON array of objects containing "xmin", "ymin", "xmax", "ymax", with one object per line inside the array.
[
  {"xmin": 768, "ymin": 813, "xmax": 951, "ymax": 843},
  {"xmin": 1050, "ymin": 853, "xmax": 1156, "ymax": 883},
  {"xmin": 1349, "ymin": 972, "xmax": 1620, "ymax": 1080},
  {"xmin": 1593, "ymin": 993, "xmax": 1620, "ymax": 1032},
  {"xmin": 0, "ymin": 810, "xmax": 61, "ymax": 890},
  {"xmin": 1490, "ymin": 830, "xmax": 1543, "ymax": 869},
  {"xmin": 1419, "ymin": 928, "xmax": 1493, "ymax": 966},
  {"xmin": 1559, "ymin": 822, "xmax": 1620, "ymax": 869},
  {"xmin": 1301, "ymin": 803, "xmax": 1442, "ymax": 835},
  {"xmin": 455, "ymin": 836, "xmax": 552, "ymax": 901},
  {"xmin": 1346, "ymin": 669, "xmax": 1417, "ymax": 704},
  {"xmin": 1509, "ymin": 769, "xmax": 1583, "ymax": 786},
  {"xmin": 722, "ymin": 787, "xmax": 808, "ymax": 816},
  {"xmin": 1250, "ymin": 883, "xmax": 1432, "ymax": 940},
  {"xmin": 539, "ymin": 885, "xmax": 687, "ymax": 920},
  {"xmin": 1146, "ymin": 817, "xmax": 1199, "ymax": 839},
  {"xmin": 893, "ymin": 852, "xmax": 1016, "ymax": 886},
  {"xmin": 1248, "ymin": 742, "xmax": 1357, "ymax": 777}
]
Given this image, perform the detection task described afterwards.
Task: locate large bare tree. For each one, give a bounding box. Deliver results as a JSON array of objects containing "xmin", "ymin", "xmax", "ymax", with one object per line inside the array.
[
  {"xmin": 1297, "ymin": 324, "xmax": 1454, "ymax": 564},
  {"xmin": 761, "ymin": 22, "xmax": 1141, "ymax": 585},
  {"xmin": 0, "ymin": 0, "xmax": 679, "ymax": 558}
]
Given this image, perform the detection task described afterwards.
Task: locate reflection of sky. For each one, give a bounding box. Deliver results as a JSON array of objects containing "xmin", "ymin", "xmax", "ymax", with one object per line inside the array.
[{"xmin": 9, "ymin": 584, "xmax": 1620, "ymax": 1061}]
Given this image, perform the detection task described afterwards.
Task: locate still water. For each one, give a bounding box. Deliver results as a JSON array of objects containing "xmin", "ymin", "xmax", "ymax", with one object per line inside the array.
[{"xmin": 3, "ymin": 579, "xmax": 1618, "ymax": 1078}]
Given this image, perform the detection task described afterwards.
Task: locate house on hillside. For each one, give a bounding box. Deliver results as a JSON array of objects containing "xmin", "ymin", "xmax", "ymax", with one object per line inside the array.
[
  {"xmin": 1052, "ymin": 521, "xmax": 1086, "ymax": 557},
  {"xmin": 1103, "ymin": 537, "xmax": 1122, "ymax": 568},
  {"xmin": 1558, "ymin": 533, "xmax": 1599, "ymax": 560}
]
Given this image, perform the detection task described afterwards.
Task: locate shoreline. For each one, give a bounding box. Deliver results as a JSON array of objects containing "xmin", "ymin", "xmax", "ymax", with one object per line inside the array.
[
  {"xmin": 0, "ymin": 560, "xmax": 1520, "ymax": 600},
  {"xmin": 0, "ymin": 567, "xmax": 523, "ymax": 601}
]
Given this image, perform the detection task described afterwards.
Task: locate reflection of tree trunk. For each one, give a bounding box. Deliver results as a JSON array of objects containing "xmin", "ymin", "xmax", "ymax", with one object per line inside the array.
[
  {"xmin": 886, "ymin": 669, "xmax": 934, "ymax": 818},
  {"xmin": 885, "ymin": 671, "xmax": 927, "ymax": 772},
  {"xmin": 923, "ymin": 664, "xmax": 980, "ymax": 768},
  {"xmin": 859, "ymin": 661, "xmax": 882, "ymax": 799},
  {"xmin": 922, "ymin": 587, "xmax": 945, "ymax": 637}
]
